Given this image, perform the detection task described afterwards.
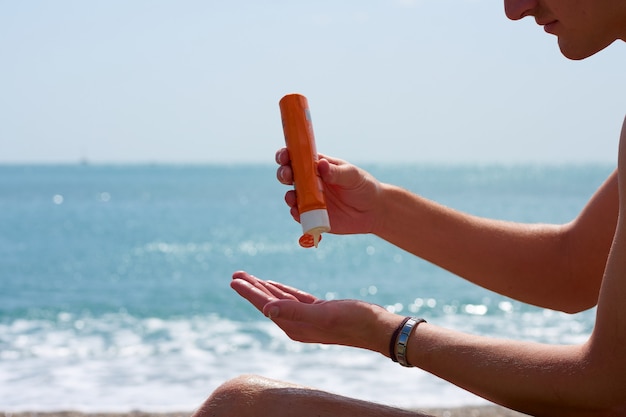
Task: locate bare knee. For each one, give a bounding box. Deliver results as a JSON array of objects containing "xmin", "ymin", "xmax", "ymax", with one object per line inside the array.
[
  {"xmin": 192, "ymin": 374, "xmax": 287, "ymax": 417},
  {"xmin": 192, "ymin": 374, "xmax": 422, "ymax": 417}
]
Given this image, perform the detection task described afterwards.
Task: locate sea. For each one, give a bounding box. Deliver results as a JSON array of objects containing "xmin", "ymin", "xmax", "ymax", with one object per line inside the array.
[{"xmin": 0, "ymin": 163, "xmax": 615, "ymax": 412}]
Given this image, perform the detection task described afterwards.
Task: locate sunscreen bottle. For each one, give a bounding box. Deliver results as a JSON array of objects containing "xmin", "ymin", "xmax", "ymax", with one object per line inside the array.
[{"xmin": 279, "ymin": 93, "xmax": 331, "ymax": 248}]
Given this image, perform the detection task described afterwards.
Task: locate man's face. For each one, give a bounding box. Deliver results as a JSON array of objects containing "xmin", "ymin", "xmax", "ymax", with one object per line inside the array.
[{"xmin": 504, "ymin": 0, "xmax": 625, "ymax": 60}]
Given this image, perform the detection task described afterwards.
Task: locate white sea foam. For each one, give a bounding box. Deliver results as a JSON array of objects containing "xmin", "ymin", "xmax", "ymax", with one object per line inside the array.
[{"xmin": 0, "ymin": 308, "xmax": 593, "ymax": 412}]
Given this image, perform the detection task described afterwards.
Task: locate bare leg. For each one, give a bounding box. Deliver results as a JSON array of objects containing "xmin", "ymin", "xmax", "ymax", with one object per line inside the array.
[{"xmin": 193, "ymin": 374, "xmax": 428, "ymax": 417}]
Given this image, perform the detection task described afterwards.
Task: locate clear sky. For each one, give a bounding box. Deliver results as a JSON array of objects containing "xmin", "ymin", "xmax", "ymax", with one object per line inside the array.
[{"xmin": 1, "ymin": 0, "xmax": 624, "ymax": 165}]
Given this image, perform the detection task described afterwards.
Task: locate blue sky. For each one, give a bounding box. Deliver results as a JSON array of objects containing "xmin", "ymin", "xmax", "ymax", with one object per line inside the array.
[{"xmin": 1, "ymin": 0, "xmax": 624, "ymax": 164}]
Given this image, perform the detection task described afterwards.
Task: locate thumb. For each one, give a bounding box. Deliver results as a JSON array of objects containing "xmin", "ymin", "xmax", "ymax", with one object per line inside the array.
[
  {"xmin": 318, "ymin": 157, "xmax": 362, "ymax": 189},
  {"xmin": 263, "ymin": 299, "xmax": 318, "ymax": 322}
]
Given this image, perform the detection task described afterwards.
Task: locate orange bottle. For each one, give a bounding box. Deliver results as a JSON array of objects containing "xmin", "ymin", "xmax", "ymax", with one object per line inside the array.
[{"xmin": 279, "ymin": 93, "xmax": 330, "ymax": 248}]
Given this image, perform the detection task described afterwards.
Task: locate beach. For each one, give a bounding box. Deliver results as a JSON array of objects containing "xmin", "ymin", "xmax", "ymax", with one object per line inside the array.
[
  {"xmin": 417, "ymin": 406, "xmax": 530, "ymax": 416},
  {"xmin": 2, "ymin": 407, "xmax": 531, "ymax": 417}
]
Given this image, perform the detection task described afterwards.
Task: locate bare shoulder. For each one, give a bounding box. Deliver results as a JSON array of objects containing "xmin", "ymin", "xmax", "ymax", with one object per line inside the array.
[
  {"xmin": 619, "ymin": 116, "xmax": 626, "ymax": 183},
  {"xmin": 584, "ymin": 114, "xmax": 626, "ymax": 412},
  {"xmin": 617, "ymin": 116, "xmax": 626, "ymax": 211},
  {"xmin": 597, "ymin": 115, "xmax": 626, "ymax": 323}
]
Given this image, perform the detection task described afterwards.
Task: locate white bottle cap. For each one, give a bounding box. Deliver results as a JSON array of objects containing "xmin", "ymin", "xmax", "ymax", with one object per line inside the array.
[{"xmin": 299, "ymin": 209, "xmax": 331, "ymax": 248}]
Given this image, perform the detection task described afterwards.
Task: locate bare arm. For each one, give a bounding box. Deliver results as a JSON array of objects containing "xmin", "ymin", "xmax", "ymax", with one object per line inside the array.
[
  {"xmin": 402, "ymin": 322, "xmax": 624, "ymax": 416},
  {"xmin": 403, "ymin": 118, "xmax": 626, "ymax": 415},
  {"xmin": 372, "ymin": 170, "xmax": 618, "ymax": 312},
  {"xmin": 232, "ymin": 258, "xmax": 625, "ymax": 416},
  {"xmin": 278, "ymin": 150, "xmax": 617, "ymax": 313}
]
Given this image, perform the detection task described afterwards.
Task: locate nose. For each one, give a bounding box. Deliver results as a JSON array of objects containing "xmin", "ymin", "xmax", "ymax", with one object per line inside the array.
[{"xmin": 504, "ymin": 0, "xmax": 537, "ymax": 20}]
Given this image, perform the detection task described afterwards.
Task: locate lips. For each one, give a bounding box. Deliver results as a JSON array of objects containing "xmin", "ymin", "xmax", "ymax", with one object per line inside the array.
[{"xmin": 538, "ymin": 19, "xmax": 559, "ymax": 34}]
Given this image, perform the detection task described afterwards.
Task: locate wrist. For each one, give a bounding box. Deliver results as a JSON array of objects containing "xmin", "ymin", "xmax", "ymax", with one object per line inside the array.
[
  {"xmin": 391, "ymin": 317, "xmax": 427, "ymax": 367},
  {"xmin": 360, "ymin": 304, "xmax": 404, "ymax": 356},
  {"xmin": 370, "ymin": 182, "xmax": 395, "ymax": 236}
]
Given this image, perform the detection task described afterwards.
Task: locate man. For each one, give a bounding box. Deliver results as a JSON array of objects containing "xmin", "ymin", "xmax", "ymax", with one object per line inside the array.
[{"xmin": 195, "ymin": 1, "xmax": 626, "ymax": 415}]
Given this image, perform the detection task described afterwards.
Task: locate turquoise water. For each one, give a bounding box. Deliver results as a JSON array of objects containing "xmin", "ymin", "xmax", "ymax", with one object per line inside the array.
[{"xmin": 0, "ymin": 163, "xmax": 613, "ymax": 411}]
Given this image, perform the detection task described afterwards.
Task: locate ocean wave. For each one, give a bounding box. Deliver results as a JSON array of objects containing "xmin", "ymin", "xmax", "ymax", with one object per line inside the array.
[{"xmin": 0, "ymin": 308, "xmax": 593, "ymax": 412}]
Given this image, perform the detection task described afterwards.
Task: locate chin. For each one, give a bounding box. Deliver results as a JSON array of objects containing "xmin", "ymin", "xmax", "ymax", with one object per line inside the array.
[
  {"xmin": 560, "ymin": 49, "xmax": 592, "ymax": 61},
  {"xmin": 558, "ymin": 38, "xmax": 615, "ymax": 61}
]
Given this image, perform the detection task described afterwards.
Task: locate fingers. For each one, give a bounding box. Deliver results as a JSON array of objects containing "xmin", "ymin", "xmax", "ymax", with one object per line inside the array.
[
  {"xmin": 276, "ymin": 165, "xmax": 293, "ymax": 185},
  {"xmin": 283, "ymin": 190, "xmax": 300, "ymax": 222},
  {"xmin": 232, "ymin": 271, "xmax": 274, "ymax": 296},
  {"xmin": 230, "ymin": 276, "xmax": 274, "ymax": 313},
  {"xmin": 276, "ymin": 148, "xmax": 347, "ymax": 186},
  {"xmin": 266, "ymin": 280, "xmax": 318, "ymax": 304},
  {"xmin": 284, "ymin": 189, "xmax": 297, "ymax": 208},
  {"xmin": 278, "ymin": 148, "xmax": 344, "ymax": 167},
  {"xmin": 275, "ymin": 147, "xmax": 290, "ymax": 165},
  {"xmin": 231, "ymin": 271, "xmax": 317, "ymax": 316},
  {"xmin": 260, "ymin": 281, "xmax": 300, "ymax": 302},
  {"xmin": 276, "ymin": 148, "xmax": 293, "ymax": 185}
]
